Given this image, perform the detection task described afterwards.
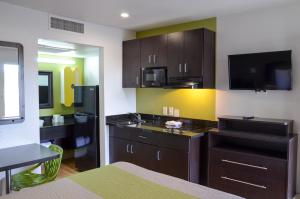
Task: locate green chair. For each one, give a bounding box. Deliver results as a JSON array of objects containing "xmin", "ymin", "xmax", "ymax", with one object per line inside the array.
[{"xmin": 11, "ymin": 144, "xmax": 63, "ymax": 191}]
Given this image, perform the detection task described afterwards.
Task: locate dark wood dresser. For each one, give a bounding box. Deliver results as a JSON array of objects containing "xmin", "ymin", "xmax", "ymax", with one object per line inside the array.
[{"xmin": 208, "ymin": 116, "xmax": 297, "ymax": 199}]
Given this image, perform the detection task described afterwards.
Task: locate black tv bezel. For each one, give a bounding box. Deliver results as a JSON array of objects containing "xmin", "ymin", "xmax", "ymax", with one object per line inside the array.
[{"xmin": 228, "ymin": 50, "xmax": 292, "ymax": 91}]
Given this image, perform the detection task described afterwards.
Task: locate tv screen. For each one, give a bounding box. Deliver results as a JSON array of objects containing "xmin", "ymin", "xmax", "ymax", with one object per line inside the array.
[{"xmin": 229, "ymin": 50, "xmax": 292, "ymax": 91}]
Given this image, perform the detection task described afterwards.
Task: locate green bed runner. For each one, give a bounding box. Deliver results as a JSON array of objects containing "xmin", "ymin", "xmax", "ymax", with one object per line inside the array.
[{"xmin": 69, "ymin": 165, "xmax": 198, "ymax": 199}]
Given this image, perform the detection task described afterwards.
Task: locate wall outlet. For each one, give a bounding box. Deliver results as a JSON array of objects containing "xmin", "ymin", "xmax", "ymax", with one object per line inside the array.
[
  {"xmin": 168, "ymin": 107, "xmax": 174, "ymax": 116},
  {"xmin": 163, "ymin": 106, "xmax": 168, "ymax": 116},
  {"xmin": 174, "ymin": 109, "xmax": 180, "ymax": 117}
]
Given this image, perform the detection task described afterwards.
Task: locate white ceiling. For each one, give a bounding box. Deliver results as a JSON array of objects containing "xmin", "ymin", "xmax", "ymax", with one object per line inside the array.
[
  {"xmin": 0, "ymin": 0, "xmax": 297, "ymax": 31},
  {"xmin": 38, "ymin": 39, "xmax": 100, "ymax": 58}
]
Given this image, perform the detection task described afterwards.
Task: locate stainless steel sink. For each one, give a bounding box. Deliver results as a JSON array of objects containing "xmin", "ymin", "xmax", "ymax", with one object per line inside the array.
[{"xmin": 117, "ymin": 121, "xmax": 138, "ymax": 126}]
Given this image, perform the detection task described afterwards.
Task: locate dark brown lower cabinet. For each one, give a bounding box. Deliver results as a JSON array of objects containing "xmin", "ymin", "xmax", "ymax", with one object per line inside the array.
[
  {"xmin": 131, "ymin": 142, "xmax": 158, "ymax": 171},
  {"xmin": 109, "ymin": 137, "xmax": 131, "ymax": 163},
  {"xmin": 156, "ymin": 147, "xmax": 189, "ymax": 180},
  {"xmin": 109, "ymin": 126, "xmax": 202, "ymax": 183}
]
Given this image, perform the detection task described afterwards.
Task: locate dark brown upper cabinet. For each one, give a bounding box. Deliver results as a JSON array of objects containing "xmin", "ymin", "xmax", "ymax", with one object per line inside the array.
[
  {"xmin": 167, "ymin": 32, "xmax": 184, "ymax": 78},
  {"xmin": 122, "ymin": 28, "xmax": 215, "ymax": 88},
  {"xmin": 140, "ymin": 35, "xmax": 167, "ymax": 68},
  {"xmin": 122, "ymin": 39, "xmax": 140, "ymax": 88},
  {"xmin": 167, "ymin": 28, "xmax": 215, "ymax": 88}
]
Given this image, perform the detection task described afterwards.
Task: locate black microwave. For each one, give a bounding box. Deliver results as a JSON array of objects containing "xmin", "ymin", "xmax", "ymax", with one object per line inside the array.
[{"xmin": 141, "ymin": 67, "xmax": 167, "ymax": 87}]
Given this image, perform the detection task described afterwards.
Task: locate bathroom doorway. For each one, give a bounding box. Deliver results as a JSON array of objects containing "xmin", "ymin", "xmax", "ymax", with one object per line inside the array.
[{"xmin": 37, "ymin": 39, "xmax": 102, "ymax": 176}]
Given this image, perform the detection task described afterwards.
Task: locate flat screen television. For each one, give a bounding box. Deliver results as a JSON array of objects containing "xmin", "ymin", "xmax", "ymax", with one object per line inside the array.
[{"xmin": 229, "ymin": 50, "xmax": 292, "ymax": 91}]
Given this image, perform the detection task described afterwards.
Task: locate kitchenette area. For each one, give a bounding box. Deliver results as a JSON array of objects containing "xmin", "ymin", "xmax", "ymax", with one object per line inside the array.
[
  {"xmin": 107, "ymin": 26, "xmax": 217, "ymax": 184},
  {"xmin": 107, "ymin": 23, "xmax": 298, "ymax": 199},
  {"xmin": 106, "ymin": 113, "xmax": 217, "ymax": 184}
]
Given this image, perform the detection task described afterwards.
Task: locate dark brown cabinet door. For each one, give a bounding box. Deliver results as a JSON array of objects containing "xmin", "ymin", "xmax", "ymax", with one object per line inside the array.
[
  {"xmin": 122, "ymin": 40, "xmax": 140, "ymax": 88},
  {"xmin": 131, "ymin": 142, "xmax": 158, "ymax": 171},
  {"xmin": 157, "ymin": 147, "xmax": 189, "ymax": 180},
  {"xmin": 183, "ymin": 29, "xmax": 204, "ymax": 77},
  {"xmin": 140, "ymin": 37, "xmax": 153, "ymax": 68},
  {"xmin": 202, "ymin": 29, "xmax": 216, "ymax": 88},
  {"xmin": 109, "ymin": 137, "xmax": 131, "ymax": 163},
  {"xmin": 152, "ymin": 35, "xmax": 167, "ymax": 67},
  {"xmin": 167, "ymin": 29, "xmax": 205, "ymax": 79},
  {"xmin": 167, "ymin": 32, "xmax": 184, "ymax": 79},
  {"xmin": 140, "ymin": 35, "xmax": 167, "ymax": 68}
]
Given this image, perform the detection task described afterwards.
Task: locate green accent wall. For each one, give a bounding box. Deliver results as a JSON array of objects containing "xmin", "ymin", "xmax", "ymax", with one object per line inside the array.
[
  {"xmin": 38, "ymin": 54, "xmax": 84, "ymax": 116},
  {"xmin": 136, "ymin": 17, "xmax": 217, "ymax": 120},
  {"xmin": 136, "ymin": 17, "xmax": 216, "ymax": 38},
  {"xmin": 137, "ymin": 89, "xmax": 216, "ymax": 121}
]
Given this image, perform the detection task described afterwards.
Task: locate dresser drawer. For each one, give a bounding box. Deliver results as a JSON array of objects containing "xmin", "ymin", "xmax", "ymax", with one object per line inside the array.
[
  {"xmin": 209, "ymin": 147, "xmax": 287, "ymax": 199},
  {"xmin": 129, "ymin": 129, "xmax": 158, "ymax": 145},
  {"xmin": 210, "ymin": 173, "xmax": 268, "ymax": 199},
  {"xmin": 109, "ymin": 126, "xmax": 138, "ymax": 140}
]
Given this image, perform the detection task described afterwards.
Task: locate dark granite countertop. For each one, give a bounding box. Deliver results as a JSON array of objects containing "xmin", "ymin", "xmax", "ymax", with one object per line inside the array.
[
  {"xmin": 40, "ymin": 115, "xmax": 75, "ymax": 129},
  {"xmin": 106, "ymin": 113, "xmax": 217, "ymax": 138},
  {"xmin": 41, "ymin": 120, "xmax": 75, "ymax": 128}
]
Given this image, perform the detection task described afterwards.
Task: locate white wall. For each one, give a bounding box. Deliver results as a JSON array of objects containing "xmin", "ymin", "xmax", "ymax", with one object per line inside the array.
[
  {"xmin": 84, "ymin": 55, "xmax": 100, "ymax": 86},
  {"xmin": 0, "ymin": 1, "xmax": 136, "ymax": 177},
  {"xmin": 216, "ymin": 1, "xmax": 300, "ymax": 192}
]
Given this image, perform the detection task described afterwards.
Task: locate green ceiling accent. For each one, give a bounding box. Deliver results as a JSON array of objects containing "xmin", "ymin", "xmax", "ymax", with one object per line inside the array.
[{"xmin": 136, "ymin": 17, "xmax": 216, "ymax": 38}]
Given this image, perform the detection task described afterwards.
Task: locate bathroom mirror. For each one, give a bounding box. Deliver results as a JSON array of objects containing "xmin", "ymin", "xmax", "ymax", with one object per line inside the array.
[
  {"xmin": 38, "ymin": 71, "xmax": 53, "ymax": 109},
  {"xmin": 0, "ymin": 41, "xmax": 24, "ymax": 124}
]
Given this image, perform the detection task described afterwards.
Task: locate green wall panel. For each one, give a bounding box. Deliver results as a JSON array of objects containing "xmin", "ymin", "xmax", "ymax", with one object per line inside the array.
[{"xmin": 136, "ymin": 17, "xmax": 217, "ymax": 120}]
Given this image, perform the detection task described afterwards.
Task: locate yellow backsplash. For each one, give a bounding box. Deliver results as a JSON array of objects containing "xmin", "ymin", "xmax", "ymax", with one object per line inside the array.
[{"xmin": 136, "ymin": 88, "xmax": 216, "ymax": 121}]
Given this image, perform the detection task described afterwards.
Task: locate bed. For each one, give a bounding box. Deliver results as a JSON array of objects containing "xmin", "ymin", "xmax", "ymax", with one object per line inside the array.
[{"xmin": 2, "ymin": 162, "xmax": 243, "ymax": 199}]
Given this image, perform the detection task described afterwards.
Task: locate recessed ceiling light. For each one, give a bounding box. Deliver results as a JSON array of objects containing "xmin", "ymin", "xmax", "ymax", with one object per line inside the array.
[{"xmin": 120, "ymin": 12, "xmax": 130, "ymax": 18}]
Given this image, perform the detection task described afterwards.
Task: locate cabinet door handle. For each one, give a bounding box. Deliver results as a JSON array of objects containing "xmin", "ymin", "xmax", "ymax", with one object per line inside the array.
[
  {"xmin": 148, "ymin": 55, "xmax": 152, "ymax": 64},
  {"xmin": 130, "ymin": 145, "xmax": 134, "ymax": 154},
  {"xmin": 138, "ymin": 135, "xmax": 147, "ymax": 139},
  {"xmin": 179, "ymin": 64, "xmax": 182, "ymax": 73},
  {"xmin": 157, "ymin": 151, "xmax": 161, "ymax": 160},
  {"xmin": 221, "ymin": 176, "xmax": 267, "ymax": 189},
  {"xmin": 141, "ymin": 68, "xmax": 145, "ymax": 87},
  {"xmin": 221, "ymin": 159, "xmax": 268, "ymax": 170},
  {"xmin": 184, "ymin": 63, "xmax": 187, "ymax": 73},
  {"xmin": 136, "ymin": 76, "xmax": 139, "ymax": 86},
  {"xmin": 126, "ymin": 144, "xmax": 130, "ymax": 153},
  {"xmin": 153, "ymin": 54, "xmax": 156, "ymax": 64}
]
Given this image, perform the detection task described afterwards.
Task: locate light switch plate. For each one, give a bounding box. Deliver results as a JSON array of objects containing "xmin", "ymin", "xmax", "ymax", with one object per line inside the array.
[
  {"xmin": 174, "ymin": 109, "xmax": 180, "ymax": 117},
  {"xmin": 163, "ymin": 106, "xmax": 168, "ymax": 115}
]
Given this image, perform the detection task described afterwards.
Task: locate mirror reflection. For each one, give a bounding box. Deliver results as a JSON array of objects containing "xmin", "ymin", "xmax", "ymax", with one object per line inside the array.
[
  {"xmin": 38, "ymin": 71, "xmax": 53, "ymax": 109},
  {"xmin": 0, "ymin": 46, "xmax": 20, "ymax": 118},
  {"xmin": 0, "ymin": 42, "xmax": 24, "ymax": 124}
]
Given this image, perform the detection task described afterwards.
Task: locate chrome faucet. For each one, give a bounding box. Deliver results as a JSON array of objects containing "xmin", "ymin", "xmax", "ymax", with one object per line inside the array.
[{"xmin": 129, "ymin": 113, "xmax": 144, "ymax": 123}]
